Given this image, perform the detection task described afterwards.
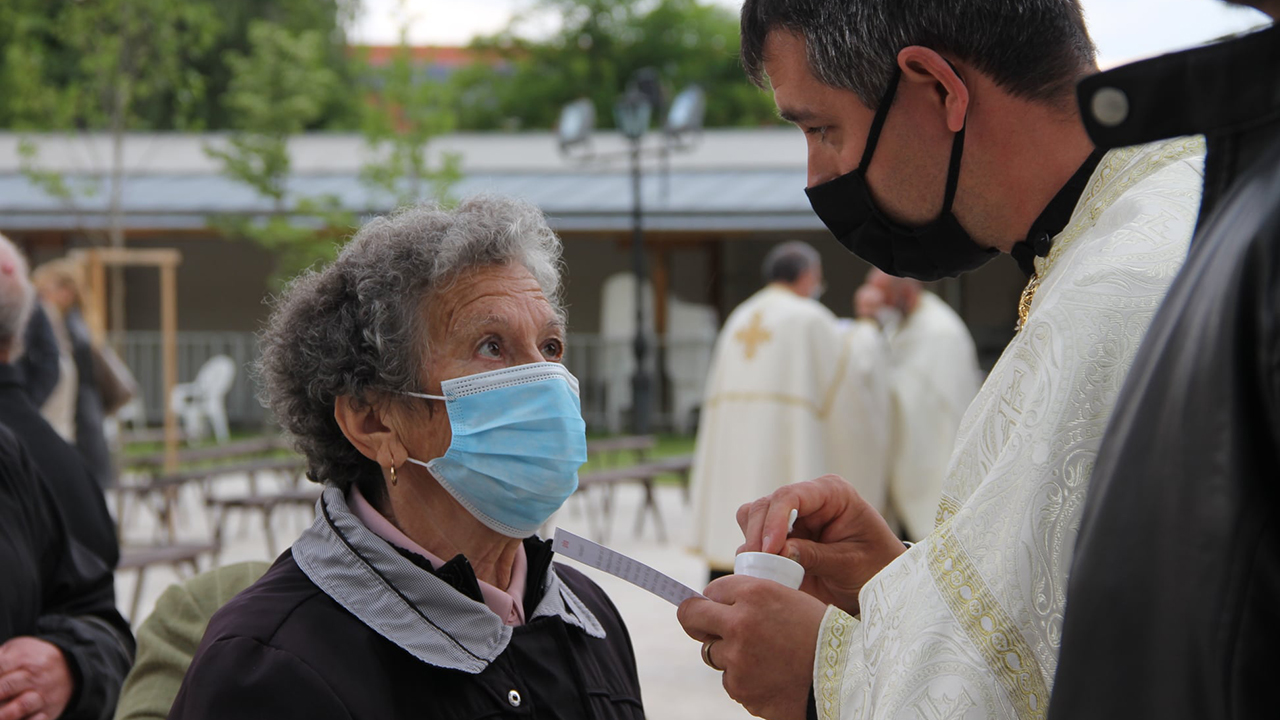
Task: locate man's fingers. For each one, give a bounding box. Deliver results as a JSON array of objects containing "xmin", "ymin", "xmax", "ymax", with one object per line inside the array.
[
  {"xmin": 0, "ymin": 671, "xmax": 30, "ymax": 703},
  {"xmin": 676, "ymin": 596, "xmax": 732, "ymax": 643},
  {"xmin": 761, "ymin": 493, "xmax": 805, "ymax": 554},
  {"xmin": 0, "ymin": 690, "xmax": 42, "ymax": 720},
  {"xmin": 0, "ymin": 644, "xmax": 14, "ymax": 679},
  {"xmin": 738, "ymin": 498, "xmax": 769, "ymax": 553},
  {"xmin": 782, "ymin": 537, "xmax": 844, "ymax": 575}
]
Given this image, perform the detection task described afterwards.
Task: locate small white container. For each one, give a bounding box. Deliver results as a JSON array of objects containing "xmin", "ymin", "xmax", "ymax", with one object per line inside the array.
[{"xmin": 733, "ymin": 552, "xmax": 805, "ymax": 589}]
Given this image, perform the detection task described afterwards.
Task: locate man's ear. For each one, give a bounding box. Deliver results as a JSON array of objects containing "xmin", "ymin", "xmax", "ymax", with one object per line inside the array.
[
  {"xmin": 897, "ymin": 46, "xmax": 970, "ymax": 133},
  {"xmin": 334, "ymin": 395, "xmax": 407, "ymax": 469}
]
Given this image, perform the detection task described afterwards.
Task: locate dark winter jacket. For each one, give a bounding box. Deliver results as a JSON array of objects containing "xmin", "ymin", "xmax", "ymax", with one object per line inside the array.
[
  {"xmin": 1050, "ymin": 24, "xmax": 1280, "ymax": 720},
  {"xmin": 169, "ymin": 486, "xmax": 645, "ymax": 719},
  {"xmin": 0, "ymin": 424, "xmax": 134, "ymax": 720},
  {"xmin": 0, "ymin": 363, "xmax": 119, "ymax": 567}
]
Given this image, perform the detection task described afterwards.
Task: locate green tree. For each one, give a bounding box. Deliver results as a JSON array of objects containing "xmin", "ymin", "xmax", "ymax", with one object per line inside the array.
[
  {"xmin": 451, "ymin": 0, "xmax": 778, "ymax": 131},
  {"xmin": 0, "ymin": 0, "xmax": 356, "ymax": 132},
  {"xmin": 359, "ymin": 24, "xmax": 462, "ymax": 208},
  {"xmin": 6, "ymin": 0, "xmax": 219, "ymax": 333},
  {"xmin": 206, "ymin": 21, "xmax": 352, "ymax": 284}
]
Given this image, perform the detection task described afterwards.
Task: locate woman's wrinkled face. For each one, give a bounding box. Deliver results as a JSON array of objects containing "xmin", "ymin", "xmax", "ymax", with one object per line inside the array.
[{"xmin": 398, "ymin": 262, "xmax": 565, "ymax": 462}]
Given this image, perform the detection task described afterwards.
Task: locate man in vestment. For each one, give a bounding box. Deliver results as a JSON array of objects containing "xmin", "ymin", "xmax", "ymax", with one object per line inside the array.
[
  {"xmin": 1049, "ymin": 3, "xmax": 1280, "ymax": 719},
  {"xmin": 855, "ymin": 270, "xmax": 980, "ymax": 541},
  {"xmin": 690, "ymin": 241, "xmax": 889, "ymax": 581},
  {"xmin": 676, "ymin": 2, "xmax": 1206, "ymax": 719}
]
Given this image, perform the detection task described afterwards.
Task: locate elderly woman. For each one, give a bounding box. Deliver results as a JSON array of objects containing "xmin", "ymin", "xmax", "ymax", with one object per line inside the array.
[{"xmin": 168, "ymin": 197, "xmax": 643, "ymax": 719}]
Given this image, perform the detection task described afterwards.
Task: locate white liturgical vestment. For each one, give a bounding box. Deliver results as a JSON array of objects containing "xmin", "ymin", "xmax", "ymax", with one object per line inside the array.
[
  {"xmin": 690, "ymin": 285, "xmax": 890, "ymax": 572},
  {"xmin": 883, "ymin": 292, "xmax": 981, "ymax": 541},
  {"xmin": 813, "ymin": 137, "xmax": 1206, "ymax": 720}
]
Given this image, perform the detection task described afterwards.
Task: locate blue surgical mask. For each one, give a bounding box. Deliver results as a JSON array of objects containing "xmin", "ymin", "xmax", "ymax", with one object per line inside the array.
[{"xmin": 403, "ymin": 362, "xmax": 587, "ymax": 538}]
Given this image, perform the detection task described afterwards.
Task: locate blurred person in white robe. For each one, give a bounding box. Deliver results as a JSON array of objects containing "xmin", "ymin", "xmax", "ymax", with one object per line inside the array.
[
  {"xmin": 855, "ymin": 269, "xmax": 980, "ymax": 541},
  {"xmin": 689, "ymin": 241, "xmax": 889, "ymax": 581}
]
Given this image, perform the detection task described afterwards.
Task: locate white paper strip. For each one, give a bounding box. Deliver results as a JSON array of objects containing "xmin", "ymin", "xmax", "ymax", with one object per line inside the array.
[{"xmin": 553, "ymin": 528, "xmax": 706, "ymax": 606}]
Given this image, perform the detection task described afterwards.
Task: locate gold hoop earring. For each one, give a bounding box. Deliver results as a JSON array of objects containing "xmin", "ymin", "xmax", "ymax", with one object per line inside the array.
[{"xmin": 389, "ymin": 464, "xmax": 398, "ymax": 486}]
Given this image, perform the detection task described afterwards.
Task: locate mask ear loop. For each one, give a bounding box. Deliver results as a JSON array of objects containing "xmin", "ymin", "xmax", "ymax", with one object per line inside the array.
[
  {"xmin": 940, "ymin": 59, "xmax": 968, "ymax": 215},
  {"xmin": 859, "ymin": 66, "xmax": 904, "ymax": 174}
]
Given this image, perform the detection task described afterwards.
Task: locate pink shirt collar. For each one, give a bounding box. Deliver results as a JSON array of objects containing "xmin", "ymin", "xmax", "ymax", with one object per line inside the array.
[{"xmin": 348, "ymin": 486, "xmax": 528, "ymax": 627}]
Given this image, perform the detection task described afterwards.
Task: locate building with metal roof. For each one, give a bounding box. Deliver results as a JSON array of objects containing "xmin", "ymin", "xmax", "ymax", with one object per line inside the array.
[{"xmin": 0, "ymin": 129, "xmax": 1024, "ymax": 428}]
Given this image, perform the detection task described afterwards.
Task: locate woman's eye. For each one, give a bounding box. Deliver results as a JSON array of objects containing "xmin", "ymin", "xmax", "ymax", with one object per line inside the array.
[
  {"xmin": 542, "ymin": 339, "xmax": 564, "ymax": 358},
  {"xmin": 478, "ymin": 339, "xmax": 501, "ymax": 358}
]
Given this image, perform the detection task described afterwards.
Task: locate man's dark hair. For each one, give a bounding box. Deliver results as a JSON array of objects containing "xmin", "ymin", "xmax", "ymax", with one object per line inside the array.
[
  {"xmin": 763, "ymin": 241, "xmax": 822, "ymax": 284},
  {"xmin": 741, "ymin": 0, "xmax": 1097, "ymax": 108}
]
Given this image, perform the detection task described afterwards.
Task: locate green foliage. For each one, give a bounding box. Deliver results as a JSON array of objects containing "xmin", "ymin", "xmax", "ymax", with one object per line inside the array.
[
  {"xmin": 359, "ymin": 39, "xmax": 462, "ymax": 207},
  {"xmin": 452, "ymin": 0, "xmax": 778, "ymax": 131},
  {"xmin": 205, "ymin": 22, "xmax": 353, "ymax": 285},
  {"xmin": 0, "ymin": 0, "xmax": 356, "ymax": 131},
  {"xmin": 208, "ymin": 18, "xmax": 460, "ymax": 286}
]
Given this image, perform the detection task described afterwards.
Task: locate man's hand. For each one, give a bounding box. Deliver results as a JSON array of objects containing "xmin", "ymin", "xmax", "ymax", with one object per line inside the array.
[
  {"xmin": 677, "ymin": 576, "xmax": 827, "ymax": 720},
  {"xmin": 854, "ymin": 285, "xmax": 886, "ymax": 321},
  {"xmin": 0, "ymin": 637, "xmax": 74, "ymax": 720},
  {"xmin": 737, "ymin": 475, "xmax": 905, "ymax": 615}
]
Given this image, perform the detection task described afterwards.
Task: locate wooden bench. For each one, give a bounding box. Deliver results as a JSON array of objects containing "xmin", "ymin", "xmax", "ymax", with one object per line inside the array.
[
  {"xmin": 117, "ymin": 542, "xmax": 217, "ymax": 623},
  {"xmin": 120, "ymin": 454, "xmax": 306, "ymax": 544},
  {"xmin": 576, "ymin": 453, "xmax": 694, "ymax": 544},
  {"xmin": 207, "ymin": 485, "xmax": 321, "ymax": 558},
  {"xmin": 124, "ymin": 436, "xmax": 289, "ymax": 473}
]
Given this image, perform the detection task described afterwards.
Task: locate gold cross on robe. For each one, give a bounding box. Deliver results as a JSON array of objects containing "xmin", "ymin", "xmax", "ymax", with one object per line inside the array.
[{"xmin": 734, "ymin": 311, "xmax": 772, "ymax": 360}]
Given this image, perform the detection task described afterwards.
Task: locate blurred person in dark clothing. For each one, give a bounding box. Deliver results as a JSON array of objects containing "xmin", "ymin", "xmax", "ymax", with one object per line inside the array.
[
  {"xmin": 1050, "ymin": 3, "xmax": 1280, "ymax": 719},
  {"xmin": 0, "ymin": 238, "xmax": 135, "ymax": 720},
  {"xmin": 18, "ymin": 302, "xmax": 62, "ymax": 409},
  {"xmin": 31, "ymin": 260, "xmax": 113, "ymax": 489},
  {"xmin": 0, "ymin": 236, "xmax": 119, "ymax": 568}
]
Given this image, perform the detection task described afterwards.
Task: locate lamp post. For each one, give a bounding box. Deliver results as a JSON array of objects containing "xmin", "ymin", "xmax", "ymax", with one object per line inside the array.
[
  {"xmin": 613, "ymin": 88, "xmax": 654, "ymax": 435},
  {"xmin": 557, "ymin": 74, "xmax": 705, "ymax": 436}
]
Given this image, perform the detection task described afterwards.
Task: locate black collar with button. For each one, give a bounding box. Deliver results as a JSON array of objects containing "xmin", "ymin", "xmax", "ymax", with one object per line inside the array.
[
  {"xmin": 1077, "ymin": 24, "xmax": 1280, "ymax": 226},
  {"xmin": 1010, "ymin": 148, "xmax": 1106, "ymax": 276},
  {"xmin": 1078, "ymin": 24, "xmax": 1280, "ymax": 149}
]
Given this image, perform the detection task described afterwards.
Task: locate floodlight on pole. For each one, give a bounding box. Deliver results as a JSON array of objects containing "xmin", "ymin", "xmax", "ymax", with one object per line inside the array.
[
  {"xmin": 554, "ymin": 72, "xmax": 707, "ymax": 435},
  {"xmin": 557, "ymin": 98, "xmax": 596, "ymax": 156},
  {"xmin": 613, "ymin": 89, "xmax": 653, "ymax": 140},
  {"xmin": 665, "ymin": 85, "xmax": 706, "ymax": 142}
]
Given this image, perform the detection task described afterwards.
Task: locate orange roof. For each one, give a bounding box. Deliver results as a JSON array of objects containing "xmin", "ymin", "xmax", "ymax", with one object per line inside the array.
[{"xmin": 354, "ymin": 45, "xmax": 505, "ymax": 68}]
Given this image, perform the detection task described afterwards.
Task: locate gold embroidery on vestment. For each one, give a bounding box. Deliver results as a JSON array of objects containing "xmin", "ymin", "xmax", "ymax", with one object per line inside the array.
[
  {"xmin": 928, "ymin": 525, "xmax": 1049, "ymax": 720},
  {"xmin": 1015, "ymin": 136, "xmax": 1206, "ymax": 333},
  {"xmin": 816, "ymin": 606, "xmax": 856, "ymax": 720},
  {"xmin": 704, "ymin": 328, "xmax": 854, "ymax": 419},
  {"xmin": 734, "ymin": 311, "xmax": 772, "ymax": 360},
  {"xmin": 934, "ymin": 495, "xmax": 962, "ymax": 529}
]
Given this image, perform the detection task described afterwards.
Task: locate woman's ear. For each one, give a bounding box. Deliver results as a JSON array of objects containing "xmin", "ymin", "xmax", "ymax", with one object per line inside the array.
[
  {"xmin": 897, "ymin": 46, "xmax": 970, "ymax": 133},
  {"xmin": 334, "ymin": 395, "xmax": 407, "ymax": 469}
]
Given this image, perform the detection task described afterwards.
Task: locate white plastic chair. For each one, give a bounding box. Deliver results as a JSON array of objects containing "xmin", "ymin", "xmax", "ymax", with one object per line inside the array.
[
  {"xmin": 169, "ymin": 355, "xmax": 237, "ymax": 444},
  {"xmin": 663, "ymin": 298, "xmax": 718, "ymax": 434}
]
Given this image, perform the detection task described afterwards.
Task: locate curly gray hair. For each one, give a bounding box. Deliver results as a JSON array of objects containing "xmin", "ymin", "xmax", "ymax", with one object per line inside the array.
[{"xmin": 256, "ymin": 195, "xmax": 565, "ymax": 502}]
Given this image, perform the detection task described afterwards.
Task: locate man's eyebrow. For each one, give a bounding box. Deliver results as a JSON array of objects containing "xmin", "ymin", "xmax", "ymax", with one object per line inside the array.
[{"xmin": 778, "ymin": 107, "xmax": 817, "ymax": 125}]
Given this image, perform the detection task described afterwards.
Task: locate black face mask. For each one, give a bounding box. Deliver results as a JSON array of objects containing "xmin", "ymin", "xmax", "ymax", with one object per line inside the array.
[{"xmin": 804, "ymin": 67, "xmax": 999, "ymax": 281}]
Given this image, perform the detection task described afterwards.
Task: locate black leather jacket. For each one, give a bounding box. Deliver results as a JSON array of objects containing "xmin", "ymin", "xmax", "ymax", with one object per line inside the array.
[{"xmin": 1050, "ymin": 25, "xmax": 1280, "ymax": 720}]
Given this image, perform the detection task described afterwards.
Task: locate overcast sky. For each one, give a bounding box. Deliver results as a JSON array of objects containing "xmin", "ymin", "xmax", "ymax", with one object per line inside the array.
[{"xmin": 352, "ymin": 0, "xmax": 1270, "ymax": 68}]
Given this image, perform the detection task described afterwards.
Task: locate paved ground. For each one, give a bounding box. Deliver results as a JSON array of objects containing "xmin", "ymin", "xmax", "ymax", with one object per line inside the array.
[{"xmin": 114, "ymin": 473, "xmax": 754, "ymax": 720}]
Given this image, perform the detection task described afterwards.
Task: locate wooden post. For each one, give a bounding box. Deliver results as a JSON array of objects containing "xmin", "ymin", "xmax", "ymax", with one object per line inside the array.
[
  {"xmin": 160, "ymin": 261, "xmax": 179, "ymax": 472},
  {"xmin": 651, "ymin": 245, "xmax": 669, "ymax": 337},
  {"xmin": 87, "ymin": 251, "xmax": 108, "ymax": 345}
]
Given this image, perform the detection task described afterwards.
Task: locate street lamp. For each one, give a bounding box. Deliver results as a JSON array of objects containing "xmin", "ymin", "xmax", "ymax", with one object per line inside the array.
[
  {"xmin": 556, "ymin": 72, "xmax": 706, "ymax": 436},
  {"xmin": 613, "ymin": 88, "xmax": 654, "ymax": 435}
]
